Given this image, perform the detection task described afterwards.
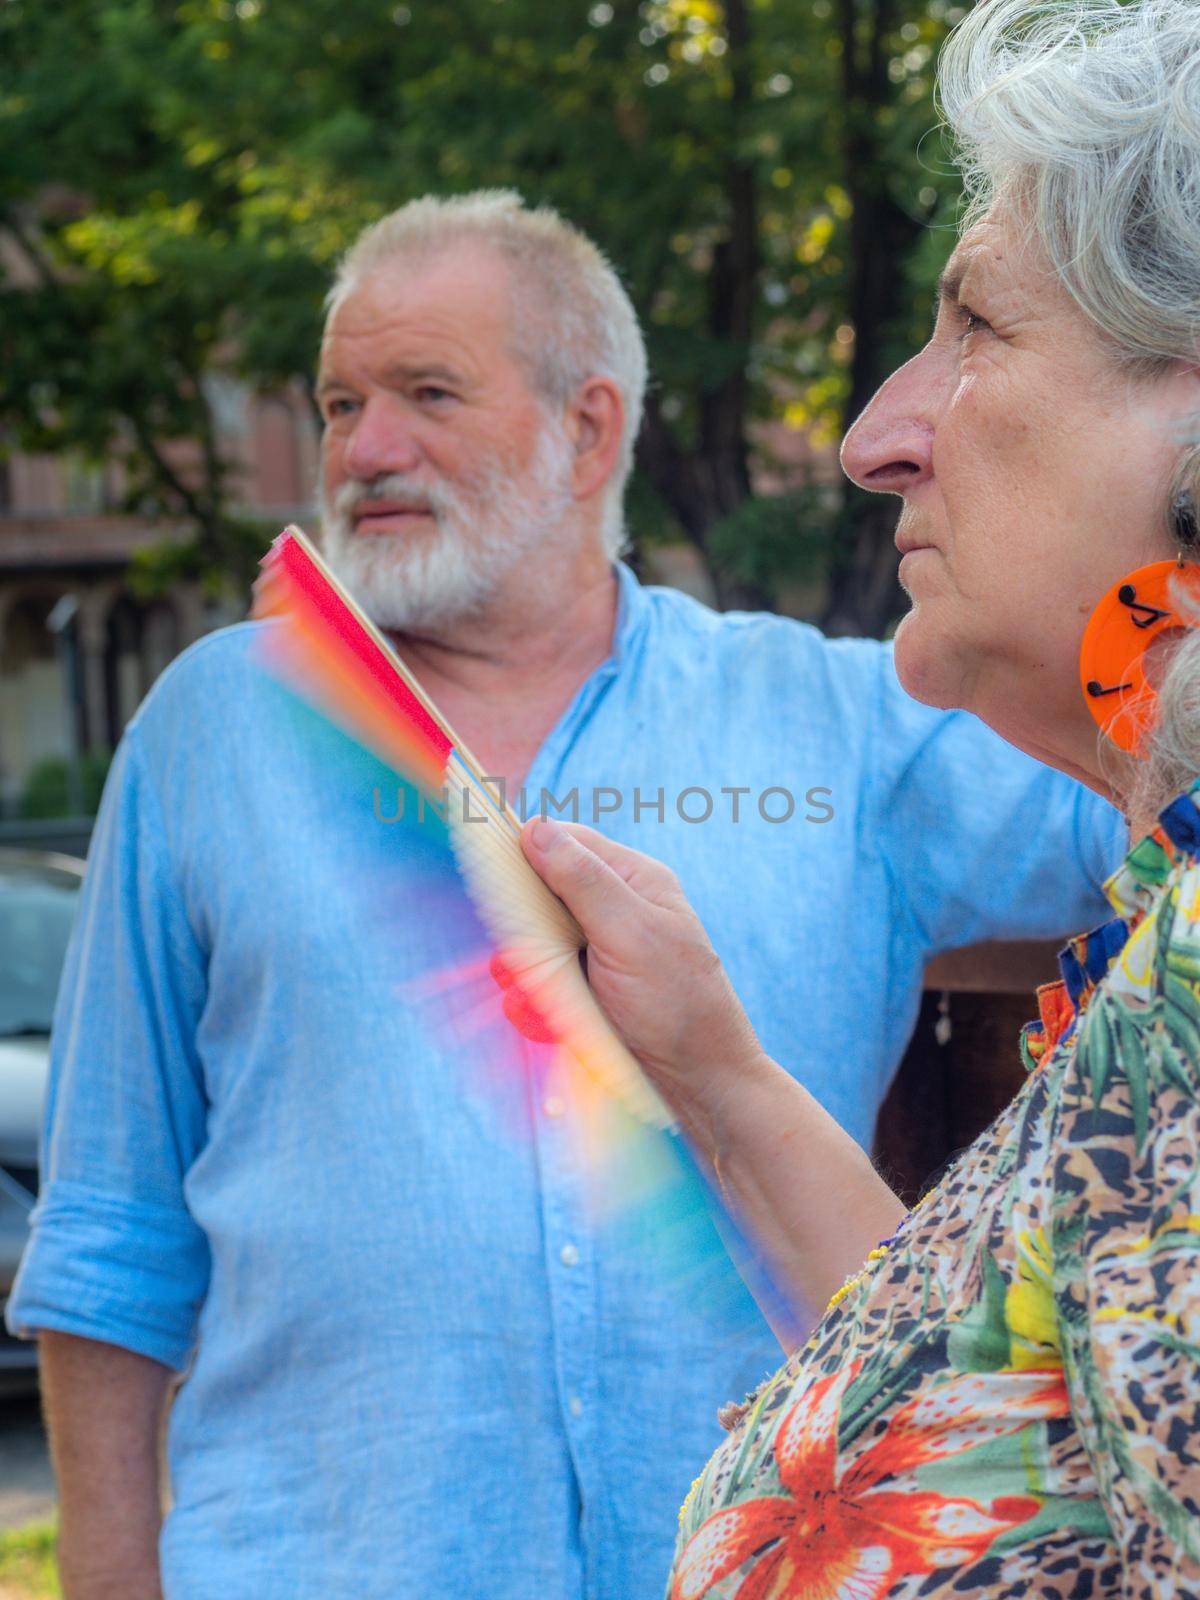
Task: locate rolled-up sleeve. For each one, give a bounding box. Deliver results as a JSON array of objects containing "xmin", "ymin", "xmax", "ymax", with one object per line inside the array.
[{"xmin": 6, "ymin": 721, "xmax": 210, "ymax": 1370}]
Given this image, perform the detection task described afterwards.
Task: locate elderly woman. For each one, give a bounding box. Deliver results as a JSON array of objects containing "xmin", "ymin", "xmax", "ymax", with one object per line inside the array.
[{"xmin": 520, "ymin": 1, "xmax": 1200, "ymax": 1595}]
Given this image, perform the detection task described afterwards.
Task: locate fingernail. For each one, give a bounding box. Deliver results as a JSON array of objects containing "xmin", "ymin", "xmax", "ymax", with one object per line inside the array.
[{"xmin": 528, "ymin": 816, "xmax": 561, "ymax": 851}]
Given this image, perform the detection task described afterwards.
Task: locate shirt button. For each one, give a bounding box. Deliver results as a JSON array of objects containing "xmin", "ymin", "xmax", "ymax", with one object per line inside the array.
[
  {"xmin": 543, "ymin": 1095, "xmax": 566, "ymax": 1118},
  {"xmin": 560, "ymin": 1243, "xmax": 580, "ymax": 1267},
  {"xmin": 568, "ymin": 1394, "xmax": 584, "ymax": 1418}
]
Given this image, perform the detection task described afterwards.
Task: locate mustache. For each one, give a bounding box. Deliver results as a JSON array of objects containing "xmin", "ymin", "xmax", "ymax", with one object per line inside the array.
[{"xmin": 330, "ymin": 473, "xmax": 461, "ymax": 521}]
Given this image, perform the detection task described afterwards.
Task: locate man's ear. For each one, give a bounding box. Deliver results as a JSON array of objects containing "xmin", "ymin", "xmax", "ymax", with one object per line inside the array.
[{"xmin": 565, "ymin": 377, "xmax": 624, "ymax": 502}]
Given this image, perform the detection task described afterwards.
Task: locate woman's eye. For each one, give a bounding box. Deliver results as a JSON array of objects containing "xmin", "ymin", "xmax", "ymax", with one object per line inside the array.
[{"xmin": 957, "ymin": 307, "xmax": 991, "ymax": 342}]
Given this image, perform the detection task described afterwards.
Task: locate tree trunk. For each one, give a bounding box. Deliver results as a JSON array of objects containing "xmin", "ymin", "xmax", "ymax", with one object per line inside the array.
[
  {"xmin": 633, "ymin": 0, "xmax": 765, "ymax": 613},
  {"xmin": 821, "ymin": 0, "xmax": 923, "ymax": 638},
  {"xmin": 823, "ymin": 496, "xmax": 901, "ymax": 638}
]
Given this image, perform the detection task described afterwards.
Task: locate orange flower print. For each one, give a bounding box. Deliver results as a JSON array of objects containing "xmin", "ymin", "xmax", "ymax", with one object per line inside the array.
[{"xmin": 672, "ymin": 1362, "xmax": 1069, "ymax": 1600}]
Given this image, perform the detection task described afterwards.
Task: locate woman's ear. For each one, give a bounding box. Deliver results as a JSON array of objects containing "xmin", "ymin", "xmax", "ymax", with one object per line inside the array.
[{"xmin": 564, "ymin": 377, "xmax": 625, "ymax": 503}]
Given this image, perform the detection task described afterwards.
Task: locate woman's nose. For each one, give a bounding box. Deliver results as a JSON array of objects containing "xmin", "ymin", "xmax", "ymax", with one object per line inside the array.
[{"xmin": 840, "ymin": 355, "xmax": 936, "ymax": 495}]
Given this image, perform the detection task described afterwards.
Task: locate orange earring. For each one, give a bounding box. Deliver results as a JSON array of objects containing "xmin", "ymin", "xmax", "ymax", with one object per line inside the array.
[{"xmin": 1079, "ymin": 559, "xmax": 1200, "ymax": 753}]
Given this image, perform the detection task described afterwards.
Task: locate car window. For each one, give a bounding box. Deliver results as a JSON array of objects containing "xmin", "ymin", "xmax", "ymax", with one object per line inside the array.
[{"xmin": 0, "ymin": 875, "xmax": 80, "ymax": 1037}]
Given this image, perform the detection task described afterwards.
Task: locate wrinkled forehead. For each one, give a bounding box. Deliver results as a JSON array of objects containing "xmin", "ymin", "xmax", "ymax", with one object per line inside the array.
[
  {"xmin": 939, "ymin": 205, "xmax": 1057, "ymax": 304},
  {"xmin": 322, "ymin": 243, "xmax": 520, "ymax": 351},
  {"xmin": 316, "ymin": 244, "xmax": 560, "ymax": 406}
]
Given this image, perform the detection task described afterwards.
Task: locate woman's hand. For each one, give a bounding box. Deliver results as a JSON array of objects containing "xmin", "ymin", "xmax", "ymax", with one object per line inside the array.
[
  {"xmin": 520, "ymin": 814, "xmax": 906, "ymax": 1346},
  {"xmin": 519, "ymin": 815, "xmax": 768, "ymax": 1131}
]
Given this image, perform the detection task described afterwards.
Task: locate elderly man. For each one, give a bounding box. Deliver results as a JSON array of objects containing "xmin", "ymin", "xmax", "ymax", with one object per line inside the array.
[{"xmin": 9, "ymin": 192, "xmax": 1124, "ymax": 1599}]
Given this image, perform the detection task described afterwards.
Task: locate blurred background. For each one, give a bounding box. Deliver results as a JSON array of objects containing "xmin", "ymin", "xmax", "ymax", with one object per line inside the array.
[{"xmin": 0, "ymin": 0, "xmax": 971, "ymax": 829}]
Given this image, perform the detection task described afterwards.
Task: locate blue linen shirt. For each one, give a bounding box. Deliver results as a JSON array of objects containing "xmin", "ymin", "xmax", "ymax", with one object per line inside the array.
[{"xmin": 9, "ymin": 564, "xmax": 1126, "ymax": 1599}]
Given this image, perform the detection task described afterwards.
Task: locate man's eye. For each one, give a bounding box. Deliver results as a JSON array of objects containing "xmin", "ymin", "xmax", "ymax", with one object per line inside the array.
[
  {"xmin": 324, "ymin": 397, "xmax": 358, "ymax": 420},
  {"xmin": 416, "ymin": 385, "xmax": 455, "ymax": 404}
]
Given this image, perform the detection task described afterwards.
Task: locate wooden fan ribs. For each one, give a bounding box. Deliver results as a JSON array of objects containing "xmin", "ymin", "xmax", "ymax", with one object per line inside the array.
[{"xmin": 253, "ymin": 526, "xmax": 673, "ymax": 1133}]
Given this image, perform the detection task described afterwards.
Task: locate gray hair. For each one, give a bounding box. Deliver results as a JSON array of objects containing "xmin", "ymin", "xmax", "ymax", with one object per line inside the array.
[
  {"xmin": 1136, "ymin": 605, "xmax": 1200, "ymax": 825},
  {"xmin": 327, "ymin": 190, "xmax": 647, "ymax": 559},
  {"xmin": 938, "ymin": 0, "xmax": 1200, "ymax": 818}
]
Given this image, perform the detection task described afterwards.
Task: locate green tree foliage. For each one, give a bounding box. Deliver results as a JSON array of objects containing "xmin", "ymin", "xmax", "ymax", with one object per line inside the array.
[
  {"xmin": 0, "ymin": 0, "xmax": 966, "ymax": 630},
  {"xmin": 18, "ymin": 749, "xmax": 113, "ymax": 819}
]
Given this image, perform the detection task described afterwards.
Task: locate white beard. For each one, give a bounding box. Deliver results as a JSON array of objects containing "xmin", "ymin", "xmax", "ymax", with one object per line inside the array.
[{"xmin": 319, "ymin": 425, "xmax": 576, "ymax": 632}]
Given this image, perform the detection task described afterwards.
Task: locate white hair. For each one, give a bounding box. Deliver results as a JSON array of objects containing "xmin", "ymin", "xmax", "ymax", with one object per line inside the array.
[
  {"xmin": 327, "ymin": 190, "xmax": 647, "ymax": 560},
  {"xmin": 1136, "ymin": 606, "xmax": 1200, "ymax": 824},
  {"xmin": 319, "ymin": 423, "xmax": 576, "ymax": 632},
  {"xmin": 938, "ymin": 0, "xmax": 1200, "ymax": 816}
]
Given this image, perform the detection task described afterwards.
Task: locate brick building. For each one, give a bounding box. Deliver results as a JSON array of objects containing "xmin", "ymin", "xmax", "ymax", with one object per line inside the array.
[{"xmin": 0, "ymin": 384, "xmax": 319, "ymax": 817}]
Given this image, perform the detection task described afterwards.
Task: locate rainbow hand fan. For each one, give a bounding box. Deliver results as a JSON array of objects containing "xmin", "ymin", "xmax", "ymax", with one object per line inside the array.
[{"xmin": 252, "ymin": 524, "xmax": 673, "ymax": 1135}]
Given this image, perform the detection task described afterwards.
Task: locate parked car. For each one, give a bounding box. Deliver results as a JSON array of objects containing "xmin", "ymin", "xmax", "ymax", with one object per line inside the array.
[{"xmin": 0, "ymin": 848, "xmax": 84, "ymax": 1383}]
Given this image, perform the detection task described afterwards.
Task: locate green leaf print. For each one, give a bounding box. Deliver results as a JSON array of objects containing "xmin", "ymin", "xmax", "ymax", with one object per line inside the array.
[
  {"xmin": 1164, "ymin": 940, "xmax": 1200, "ymax": 986},
  {"xmin": 989, "ymin": 1495, "xmax": 1111, "ymax": 1554},
  {"xmin": 946, "ymin": 1252, "xmax": 1010, "ymax": 1375},
  {"xmin": 1162, "ymin": 971, "xmax": 1200, "ymax": 1061},
  {"xmin": 1125, "ymin": 834, "xmax": 1173, "ymax": 888},
  {"xmin": 1114, "ymin": 1009, "xmax": 1152, "ymax": 1151},
  {"xmin": 1086, "ymin": 1006, "xmax": 1119, "ymax": 1106},
  {"xmin": 836, "ymin": 1316, "xmax": 923, "ymax": 1450},
  {"xmin": 1086, "ymin": 998, "xmax": 1154, "ymax": 1149}
]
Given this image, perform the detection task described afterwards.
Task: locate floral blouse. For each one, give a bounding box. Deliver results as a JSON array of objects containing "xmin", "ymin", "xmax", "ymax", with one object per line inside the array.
[{"xmin": 669, "ymin": 782, "xmax": 1200, "ymax": 1600}]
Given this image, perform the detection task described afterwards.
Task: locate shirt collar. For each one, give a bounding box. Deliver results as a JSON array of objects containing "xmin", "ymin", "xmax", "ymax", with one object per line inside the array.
[
  {"xmin": 610, "ymin": 559, "xmax": 652, "ymax": 674},
  {"xmin": 1102, "ymin": 776, "xmax": 1200, "ymax": 925},
  {"xmin": 519, "ymin": 562, "xmax": 651, "ymax": 791}
]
